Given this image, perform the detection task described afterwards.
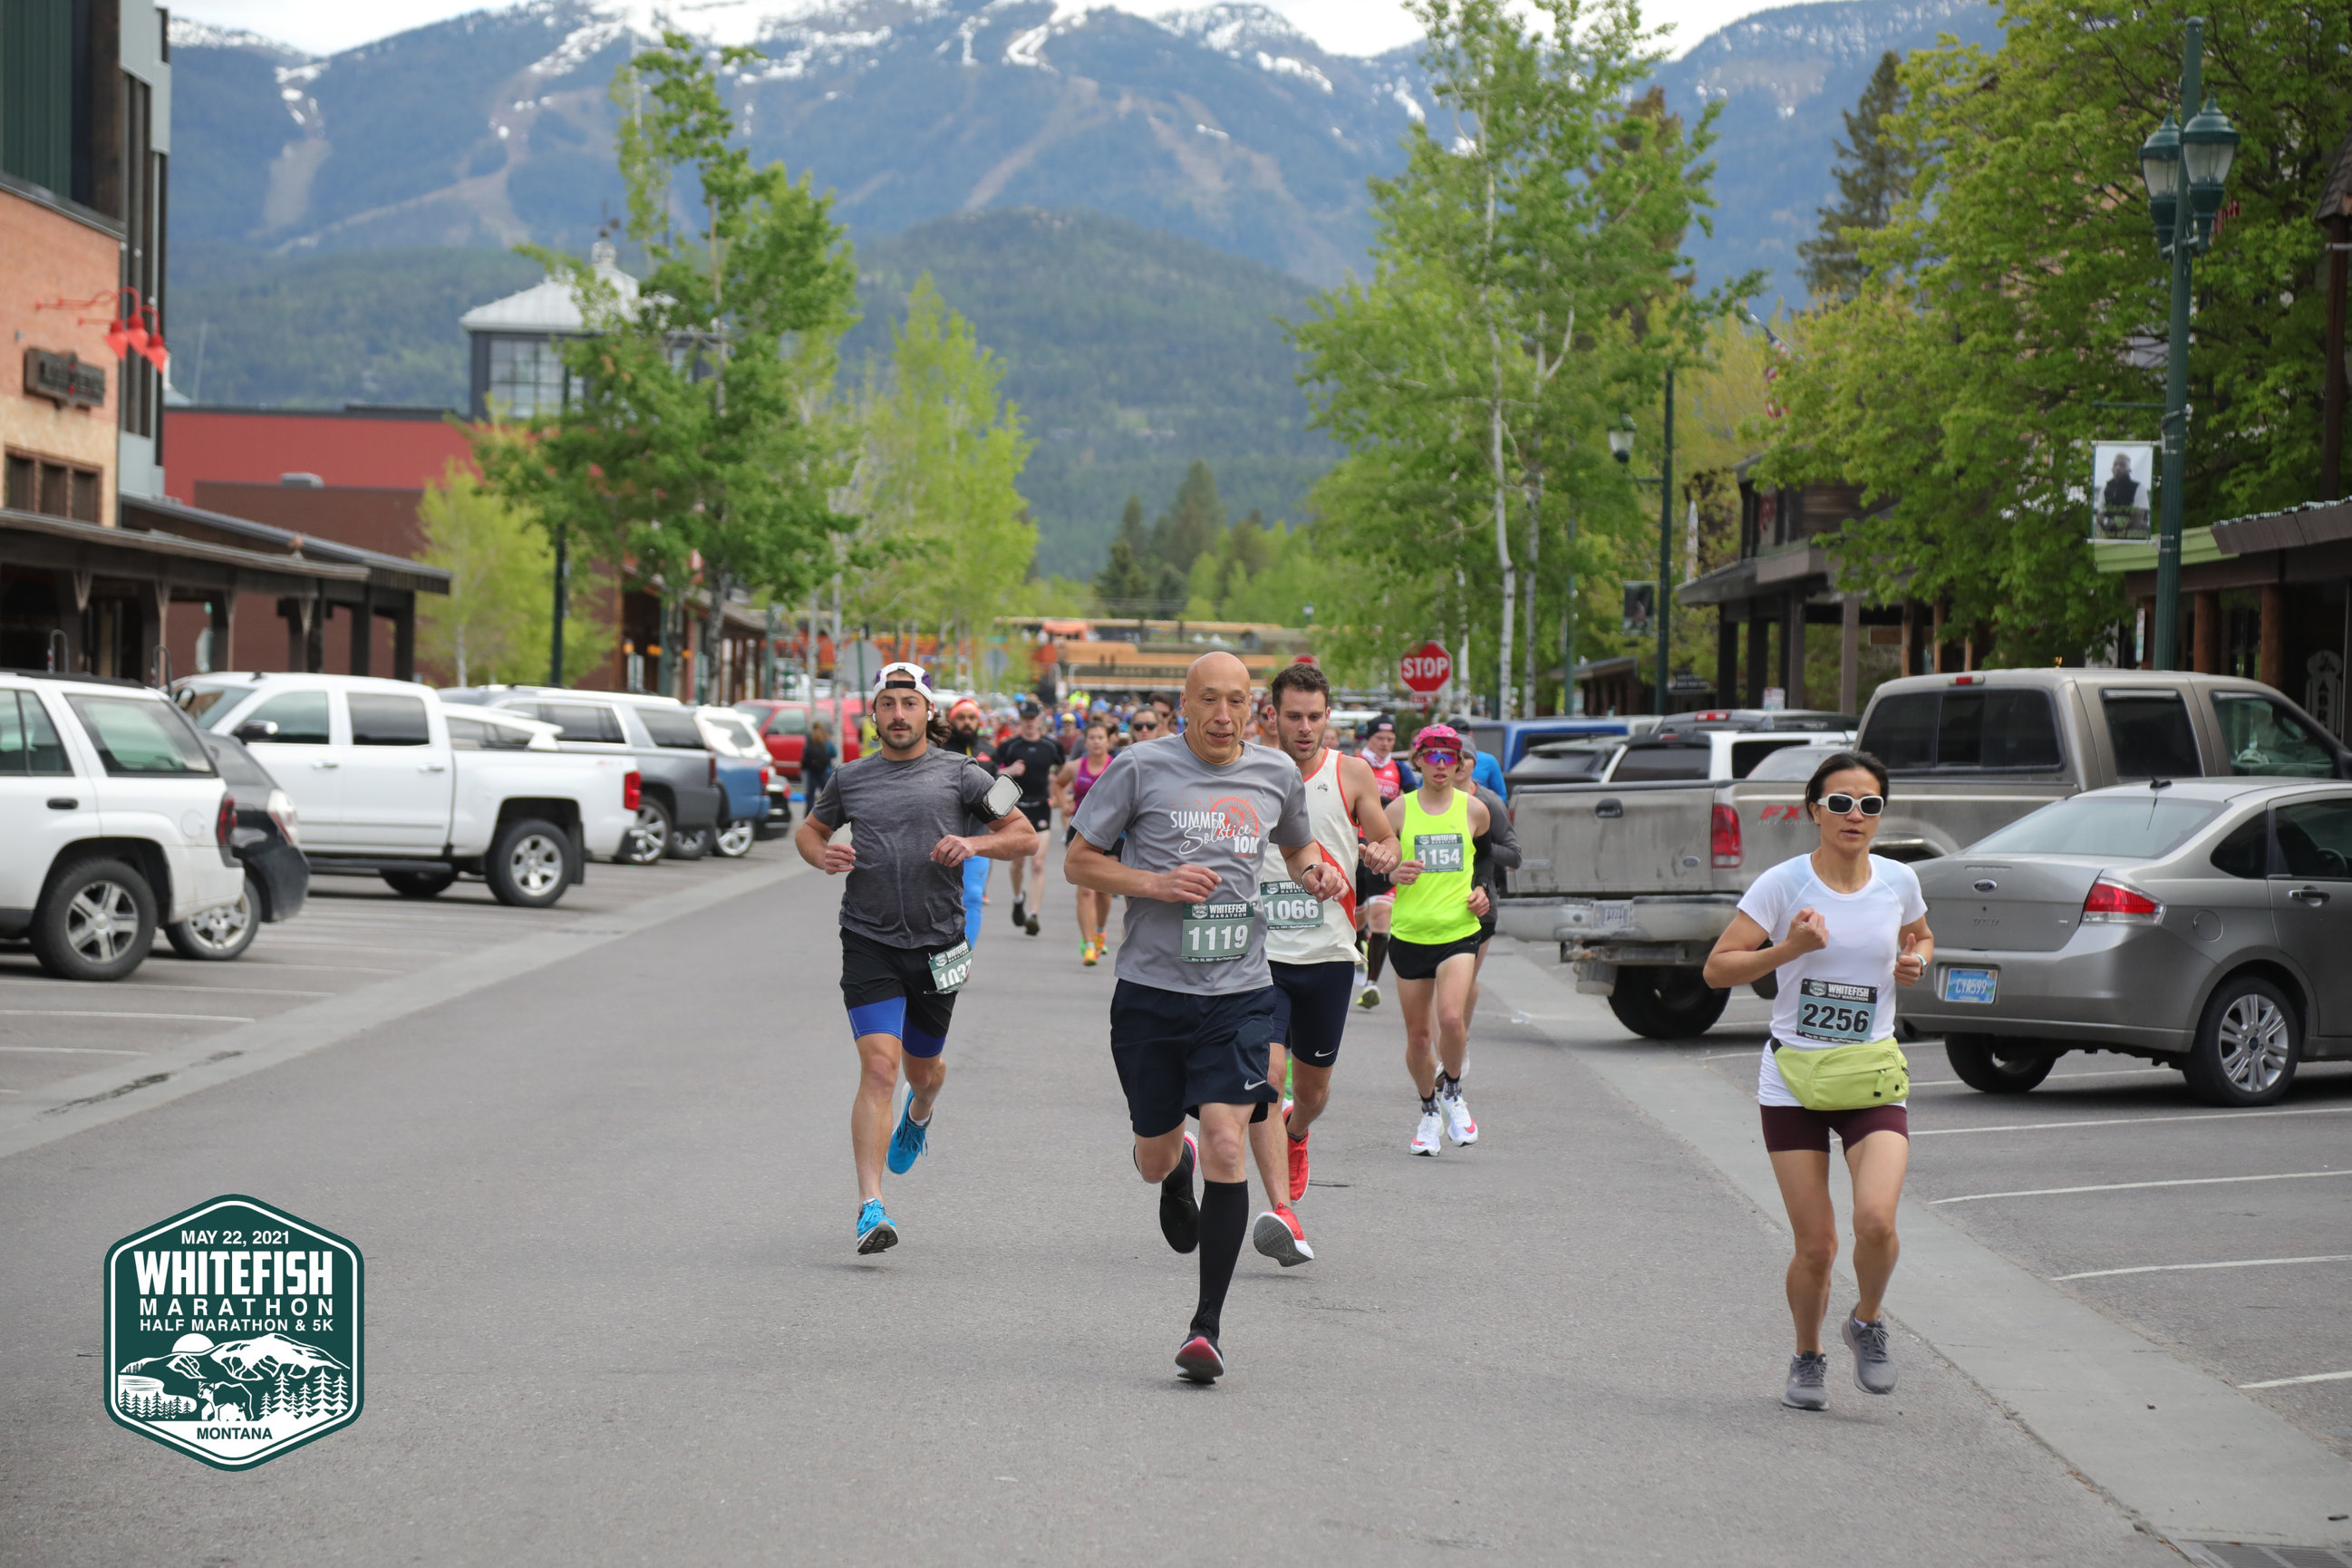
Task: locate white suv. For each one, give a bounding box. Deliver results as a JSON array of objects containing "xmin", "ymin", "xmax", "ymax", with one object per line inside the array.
[{"xmin": 0, "ymin": 673, "xmax": 247, "ymax": 981}]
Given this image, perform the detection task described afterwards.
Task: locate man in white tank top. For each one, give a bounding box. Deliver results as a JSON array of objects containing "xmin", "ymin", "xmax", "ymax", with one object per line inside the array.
[{"xmin": 1245, "ymin": 663, "xmax": 1400, "ymax": 1265}]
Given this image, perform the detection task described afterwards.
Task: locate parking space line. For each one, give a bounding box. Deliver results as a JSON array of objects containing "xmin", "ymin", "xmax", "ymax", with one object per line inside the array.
[
  {"xmin": 2241, "ymin": 1370, "xmax": 2352, "ymax": 1389},
  {"xmin": 0, "ymin": 982, "xmax": 333, "ymax": 998},
  {"xmin": 0, "ymin": 1010, "xmax": 256, "ymax": 1023},
  {"xmin": 1917, "ymin": 1106, "xmax": 2352, "ymax": 1136},
  {"xmin": 2056, "ymin": 1254, "xmax": 2352, "ymax": 1282},
  {"xmin": 0, "ymin": 1045, "xmax": 146, "ymax": 1055},
  {"xmin": 1933, "ymin": 1170, "xmax": 2350, "ymax": 1204},
  {"xmin": 1910, "ymin": 1066, "xmax": 2184, "ymax": 1087}
]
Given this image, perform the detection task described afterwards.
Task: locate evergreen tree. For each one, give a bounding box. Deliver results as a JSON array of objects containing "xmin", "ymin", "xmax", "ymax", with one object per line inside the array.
[
  {"xmin": 1797, "ymin": 53, "xmax": 1912, "ymax": 304},
  {"xmin": 1149, "ymin": 460, "xmax": 1227, "ymax": 576}
]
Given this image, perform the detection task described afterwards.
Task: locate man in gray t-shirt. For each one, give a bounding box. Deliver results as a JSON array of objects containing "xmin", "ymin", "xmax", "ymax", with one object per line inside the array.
[
  {"xmin": 797, "ymin": 662, "xmax": 1034, "ymax": 1258},
  {"xmin": 1065, "ymin": 651, "xmax": 1344, "ymax": 1385}
]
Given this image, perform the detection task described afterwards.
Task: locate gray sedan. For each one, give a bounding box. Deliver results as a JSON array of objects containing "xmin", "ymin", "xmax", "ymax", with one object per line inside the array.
[{"xmin": 1899, "ymin": 779, "xmax": 2352, "ymax": 1107}]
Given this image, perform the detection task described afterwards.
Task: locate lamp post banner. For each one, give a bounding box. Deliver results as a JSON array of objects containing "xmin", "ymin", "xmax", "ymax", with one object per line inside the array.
[
  {"xmin": 2089, "ymin": 441, "xmax": 2156, "ymax": 541},
  {"xmin": 104, "ymin": 1194, "xmax": 364, "ymax": 1469}
]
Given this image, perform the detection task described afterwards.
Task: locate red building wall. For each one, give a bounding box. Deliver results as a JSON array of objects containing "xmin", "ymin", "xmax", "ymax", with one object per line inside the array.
[{"xmin": 162, "ymin": 407, "xmax": 475, "ymax": 499}]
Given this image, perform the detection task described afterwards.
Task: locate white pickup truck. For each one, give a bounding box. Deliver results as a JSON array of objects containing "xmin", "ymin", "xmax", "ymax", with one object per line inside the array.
[{"xmin": 173, "ymin": 674, "xmax": 637, "ymax": 908}]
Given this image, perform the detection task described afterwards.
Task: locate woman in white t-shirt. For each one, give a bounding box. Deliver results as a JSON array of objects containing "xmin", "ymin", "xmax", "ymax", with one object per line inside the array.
[{"xmin": 1703, "ymin": 750, "xmax": 1935, "ymax": 1412}]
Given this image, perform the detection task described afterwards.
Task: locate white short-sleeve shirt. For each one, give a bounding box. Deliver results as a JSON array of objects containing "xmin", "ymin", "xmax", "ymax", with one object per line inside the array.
[{"xmin": 1735, "ymin": 853, "xmax": 1927, "ymax": 1108}]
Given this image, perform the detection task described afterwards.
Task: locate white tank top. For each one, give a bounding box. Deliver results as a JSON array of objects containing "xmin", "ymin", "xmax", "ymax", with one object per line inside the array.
[{"xmin": 1258, "ymin": 747, "xmax": 1360, "ymax": 966}]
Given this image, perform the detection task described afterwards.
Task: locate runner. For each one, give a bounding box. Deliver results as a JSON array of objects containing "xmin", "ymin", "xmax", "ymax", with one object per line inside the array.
[
  {"xmin": 992, "ymin": 700, "xmax": 1061, "ymax": 936},
  {"xmin": 1247, "ymin": 662, "xmax": 1399, "ymax": 1267},
  {"xmin": 1450, "ymin": 737, "xmax": 1520, "ymax": 1033},
  {"xmin": 1127, "ymin": 707, "xmax": 1165, "ymax": 746},
  {"xmin": 944, "ymin": 697, "xmax": 1000, "ymax": 945},
  {"xmin": 1701, "ymin": 750, "xmax": 1931, "ymax": 1410},
  {"xmin": 1384, "ymin": 724, "xmax": 1490, "ymax": 1156},
  {"xmin": 1354, "ymin": 718, "xmax": 1418, "ymax": 1010},
  {"xmin": 796, "ymin": 663, "xmax": 1036, "ymax": 1255},
  {"xmin": 1053, "ymin": 718, "xmax": 1118, "ymax": 965},
  {"xmin": 1066, "ymin": 652, "xmax": 1345, "ymax": 1383}
]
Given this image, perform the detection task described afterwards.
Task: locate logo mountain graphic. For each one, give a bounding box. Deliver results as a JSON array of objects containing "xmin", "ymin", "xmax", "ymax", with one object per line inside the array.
[{"xmin": 119, "ymin": 1331, "xmax": 348, "ymax": 1411}]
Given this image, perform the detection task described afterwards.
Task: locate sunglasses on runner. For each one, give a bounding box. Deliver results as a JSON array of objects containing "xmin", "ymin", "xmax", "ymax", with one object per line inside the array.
[
  {"xmin": 1819, "ymin": 793, "xmax": 1885, "ymax": 817},
  {"xmin": 1418, "ymin": 749, "xmax": 1459, "ymax": 768},
  {"xmin": 1131, "ymin": 718, "xmax": 1159, "ymax": 732}
]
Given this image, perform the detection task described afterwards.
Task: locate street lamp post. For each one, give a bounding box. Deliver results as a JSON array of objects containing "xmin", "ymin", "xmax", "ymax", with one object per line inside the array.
[
  {"xmin": 1610, "ymin": 369, "xmax": 1678, "ymax": 714},
  {"xmin": 2135, "ymin": 17, "xmax": 2239, "ymax": 671}
]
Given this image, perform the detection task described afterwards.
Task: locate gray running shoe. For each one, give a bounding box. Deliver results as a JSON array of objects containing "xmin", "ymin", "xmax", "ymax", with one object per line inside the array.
[
  {"xmin": 1841, "ymin": 1314, "xmax": 1897, "ymax": 1394},
  {"xmin": 1783, "ymin": 1351, "xmax": 1829, "ymax": 1410}
]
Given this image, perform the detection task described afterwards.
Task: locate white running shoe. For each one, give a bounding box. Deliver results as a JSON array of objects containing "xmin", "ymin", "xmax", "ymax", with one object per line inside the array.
[
  {"xmin": 1410, "ymin": 1106, "xmax": 1444, "ymax": 1156},
  {"xmin": 1440, "ymin": 1088, "xmax": 1478, "ymax": 1146}
]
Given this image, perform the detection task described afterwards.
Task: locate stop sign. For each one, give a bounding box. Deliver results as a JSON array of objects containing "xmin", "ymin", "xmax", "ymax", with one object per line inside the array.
[{"xmin": 1399, "ymin": 641, "xmax": 1452, "ymax": 693}]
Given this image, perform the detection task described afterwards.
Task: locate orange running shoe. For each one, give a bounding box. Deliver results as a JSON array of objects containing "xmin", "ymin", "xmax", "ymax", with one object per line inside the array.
[{"xmin": 1285, "ymin": 1123, "xmax": 1310, "ymax": 1201}]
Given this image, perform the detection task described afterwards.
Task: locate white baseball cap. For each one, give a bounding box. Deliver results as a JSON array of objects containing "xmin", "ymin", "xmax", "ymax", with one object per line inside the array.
[{"xmin": 873, "ymin": 661, "xmax": 938, "ymax": 707}]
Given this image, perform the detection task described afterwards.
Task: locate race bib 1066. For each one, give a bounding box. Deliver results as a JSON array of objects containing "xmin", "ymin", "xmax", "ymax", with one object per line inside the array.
[
  {"xmin": 1259, "ymin": 880, "xmax": 1322, "ymax": 930},
  {"xmin": 1181, "ymin": 902, "xmax": 1253, "ymax": 961}
]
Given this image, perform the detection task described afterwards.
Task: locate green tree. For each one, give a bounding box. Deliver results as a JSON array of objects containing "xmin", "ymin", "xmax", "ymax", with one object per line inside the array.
[
  {"xmin": 1092, "ymin": 494, "xmax": 1154, "ymax": 610},
  {"xmin": 1796, "ymin": 53, "xmax": 1912, "ymax": 304},
  {"xmin": 850, "ymin": 274, "xmax": 1036, "ymax": 685},
  {"xmin": 1151, "ymin": 460, "xmax": 1228, "ymax": 576},
  {"xmin": 469, "ymin": 33, "xmax": 859, "ymax": 698},
  {"xmin": 414, "ymin": 465, "xmax": 614, "ymax": 687},
  {"xmin": 1767, "ymin": 0, "xmax": 2352, "ymax": 663}
]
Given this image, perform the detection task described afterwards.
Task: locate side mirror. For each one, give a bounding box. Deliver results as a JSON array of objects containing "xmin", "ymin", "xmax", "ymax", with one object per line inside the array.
[{"xmin": 233, "ymin": 720, "xmax": 280, "ymax": 743}]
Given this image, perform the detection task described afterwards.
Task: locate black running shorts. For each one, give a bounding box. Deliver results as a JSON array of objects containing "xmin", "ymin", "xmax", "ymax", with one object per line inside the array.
[
  {"xmin": 1355, "ymin": 863, "xmax": 1393, "ymax": 907},
  {"xmin": 1108, "ymin": 979, "xmax": 1281, "ymax": 1138},
  {"xmin": 1018, "ymin": 799, "xmax": 1051, "ymax": 831},
  {"xmin": 1386, "ymin": 932, "xmax": 1485, "ymax": 981},
  {"xmin": 1268, "ymin": 959, "xmax": 1356, "ymax": 1069},
  {"xmin": 839, "ymin": 927, "xmax": 959, "ymax": 1049}
]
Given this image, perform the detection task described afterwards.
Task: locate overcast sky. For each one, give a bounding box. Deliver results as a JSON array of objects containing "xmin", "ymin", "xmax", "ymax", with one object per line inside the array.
[{"xmin": 176, "ymin": 0, "xmax": 1755, "ymax": 61}]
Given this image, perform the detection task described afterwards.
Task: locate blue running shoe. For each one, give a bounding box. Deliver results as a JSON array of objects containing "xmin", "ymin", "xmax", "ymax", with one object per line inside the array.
[
  {"xmin": 856, "ymin": 1199, "xmax": 898, "ymax": 1255},
  {"xmin": 887, "ymin": 1098, "xmax": 930, "ymax": 1176}
]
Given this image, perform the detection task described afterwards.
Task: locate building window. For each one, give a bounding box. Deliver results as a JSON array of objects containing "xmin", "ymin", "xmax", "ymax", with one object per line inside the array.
[
  {"xmin": 0, "ymin": 0, "xmax": 76, "ymax": 195},
  {"xmin": 5, "ymin": 451, "xmax": 102, "ymax": 522},
  {"xmin": 120, "ymin": 74, "xmax": 163, "ymax": 441},
  {"xmin": 486, "ymin": 336, "xmax": 574, "ymax": 420}
]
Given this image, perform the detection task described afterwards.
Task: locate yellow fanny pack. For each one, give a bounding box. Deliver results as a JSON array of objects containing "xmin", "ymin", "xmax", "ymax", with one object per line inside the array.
[{"xmin": 1772, "ymin": 1038, "xmax": 1910, "ymax": 1112}]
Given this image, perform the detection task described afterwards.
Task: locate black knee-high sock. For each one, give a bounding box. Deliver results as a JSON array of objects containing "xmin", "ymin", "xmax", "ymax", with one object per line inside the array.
[
  {"xmin": 1192, "ymin": 1179, "xmax": 1249, "ymax": 1342},
  {"xmin": 1366, "ymin": 930, "xmax": 1390, "ymax": 984}
]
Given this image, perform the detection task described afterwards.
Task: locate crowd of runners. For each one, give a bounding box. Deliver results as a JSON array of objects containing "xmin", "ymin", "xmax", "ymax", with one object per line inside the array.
[{"xmin": 797, "ymin": 653, "xmax": 1929, "ymax": 1406}]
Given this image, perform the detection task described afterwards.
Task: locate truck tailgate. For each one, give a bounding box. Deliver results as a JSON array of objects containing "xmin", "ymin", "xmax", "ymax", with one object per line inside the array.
[{"xmin": 1513, "ymin": 782, "xmax": 1726, "ymax": 895}]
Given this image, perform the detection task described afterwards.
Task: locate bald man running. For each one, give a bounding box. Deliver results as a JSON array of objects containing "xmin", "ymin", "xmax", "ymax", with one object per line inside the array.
[{"xmin": 1067, "ymin": 652, "xmax": 1347, "ymax": 1383}]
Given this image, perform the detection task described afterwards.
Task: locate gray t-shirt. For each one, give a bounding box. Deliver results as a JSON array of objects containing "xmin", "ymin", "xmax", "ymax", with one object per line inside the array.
[
  {"xmin": 810, "ymin": 745, "xmax": 1001, "ymax": 950},
  {"xmin": 1070, "ymin": 735, "xmax": 1312, "ymax": 994}
]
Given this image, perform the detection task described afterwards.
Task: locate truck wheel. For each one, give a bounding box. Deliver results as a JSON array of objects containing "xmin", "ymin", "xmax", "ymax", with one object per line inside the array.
[
  {"xmin": 714, "ymin": 819, "xmax": 756, "ymax": 857},
  {"xmin": 31, "ymin": 857, "xmax": 157, "ymax": 982},
  {"xmin": 166, "ymin": 876, "xmax": 259, "ymax": 962},
  {"xmin": 486, "ymin": 818, "xmax": 574, "ymax": 908},
  {"xmin": 667, "ymin": 826, "xmax": 711, "ymax": 862},
  {"xmin": 1942, "ymin": 1033, "xmax": 2058, "ymax": 1094},
  {"xmin": 617, "ymin": 800, "xmax": 672, "ymax": 866},
  {"xmin": 383, "ymin": 870, "xmax": 457, "ymax": 898},
  {"xmin": 2184, "ymin": 975, "xmax": 2299, "ymax": 1107},
  {"xmin": 1606, "ymin": 967, "xmax": 1729, "ymax": 1040}
]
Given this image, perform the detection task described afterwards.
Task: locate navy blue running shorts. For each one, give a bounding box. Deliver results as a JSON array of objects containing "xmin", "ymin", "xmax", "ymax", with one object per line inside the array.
[
  {"xmin": 1268, "ymin": 959, "xmax": 1356, "ymax": 1069},
  {"xmin": 1108, "ymin": 979, "xmax": 1281, "ymax": 1138}
]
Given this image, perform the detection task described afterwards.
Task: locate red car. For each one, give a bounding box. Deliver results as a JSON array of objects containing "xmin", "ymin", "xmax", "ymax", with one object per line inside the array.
[{"xmin": 733, "ymin": 699, "xmax": 862, "ymax": 787}]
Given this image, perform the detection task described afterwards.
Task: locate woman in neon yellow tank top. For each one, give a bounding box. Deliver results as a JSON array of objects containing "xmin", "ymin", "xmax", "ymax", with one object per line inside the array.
[{"xmin": 1384, "ymin": 724, "xmax": 1493, "ymax": 1157}]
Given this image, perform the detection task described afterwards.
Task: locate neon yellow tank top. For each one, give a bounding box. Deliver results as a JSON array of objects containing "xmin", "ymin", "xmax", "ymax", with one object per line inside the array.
[{"xmin": 1391, "ymin": 786, "xmax": 1479, "ymax": 944}]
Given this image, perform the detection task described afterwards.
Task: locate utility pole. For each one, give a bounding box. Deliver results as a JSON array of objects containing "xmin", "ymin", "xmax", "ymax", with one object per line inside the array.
[
  {"xmin": 1654, "ymin": 369, "xmax": 1675, "ymax": 713},
  {"xmin": 548, "ymin": 525, "xmax": 567, "ymax": 687}
]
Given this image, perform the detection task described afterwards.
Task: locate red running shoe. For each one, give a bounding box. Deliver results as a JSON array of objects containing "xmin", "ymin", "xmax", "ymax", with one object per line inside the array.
[
  {"xmin": 1285, "ymin": 1123, "xmax": 1310, "ymax": 1201},
  {"xmin": 1175, "ymin": 1334, "xmax": 1224, "ymax": 1383},
  {"xmin": 1252, "ymin": 1205, "xmax": 1314, "ymax": 1267}
]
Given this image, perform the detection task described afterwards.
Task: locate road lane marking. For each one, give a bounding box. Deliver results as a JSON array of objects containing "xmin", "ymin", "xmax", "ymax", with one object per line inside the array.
[
  {"xmin": 1910, "ymin": 1066, "xmax": 2186, "ymax": 1086},
  {"xmin": 0, "ymin": 981, "xmax": 332, "ymax": 998},
  {"xmin": 1916, "ymin": 1106, "xmax": 2352, "ymax": 1136},
  {"xmin": 0, "ymin": 1045, "xmax": 146, "ymax": 1055},
  {"xmin": 1933, "ymin": 1170, "xmax": 2350, "ymax": 1204},
  {"xmin": 0, "ymin": 1010, "xmax": 256, "ymax": 1023},
  {"xmin": 2056, "ymin": 1254, "xmax": 2352, "ymax": 1282},
  {"xmin": 2240, "ymin": 1370, "xmax": 2352, "ymax": 1389}
]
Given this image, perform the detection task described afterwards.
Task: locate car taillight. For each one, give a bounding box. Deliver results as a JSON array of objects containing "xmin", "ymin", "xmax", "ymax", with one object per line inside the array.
[
  {"xmin": 266, "ymin": 788, "xmax": 300, "ymax": 847},
  {"xmin": 1710, "ymin": 804, "xmax": 1741, "ymax": 868},
  {"xmin": 760, "ymin": 765, "xmax": 772, "ymax": 786},
  {"xmin": 624, "ymin": 769, "xmax": 643, "ymax": 811},
  {"xmin": 2081, "ymin": 876, "xmax": 2162, "ymax": 924},
  {"xmin": 216, "ymin": 791, "xmax": 237, "ymax": 847}
]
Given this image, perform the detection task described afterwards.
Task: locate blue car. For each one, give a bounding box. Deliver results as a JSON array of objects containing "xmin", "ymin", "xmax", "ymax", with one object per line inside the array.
[{"xmin": 1463, "ymin": 719, "xmax": 1634, "ymax": 792}]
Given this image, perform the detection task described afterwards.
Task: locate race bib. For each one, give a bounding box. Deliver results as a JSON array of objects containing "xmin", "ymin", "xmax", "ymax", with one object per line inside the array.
[
  {"xmin": 1795, "ymin": 978, "xmax": 1877, "ymax": 1043},
  {"xmin": 1417, "ymin": 833, "xmax": 1466, "ymax": 874},
  {"xmin": 1181, "ymin": 901, "xmax": 1253, "ymax": 962},
  {"xmin": 1259, "ymin": 880, "xmax": 1323, "ymax": 930},
  {"xmin": 927, "ymin": 941, "xmax": 973, "ymax": 993}
]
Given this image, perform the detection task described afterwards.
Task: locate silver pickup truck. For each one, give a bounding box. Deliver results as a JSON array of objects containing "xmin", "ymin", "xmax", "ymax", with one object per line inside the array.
[{"xmin": 1495, "ymin": 669, "xmax": 2351, "ymax": 1039}]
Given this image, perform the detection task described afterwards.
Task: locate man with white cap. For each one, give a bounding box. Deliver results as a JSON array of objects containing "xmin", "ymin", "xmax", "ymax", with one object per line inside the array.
[{"xmin": 797, "ymin": 662, "xmax": 1035, "ymax": 1254}]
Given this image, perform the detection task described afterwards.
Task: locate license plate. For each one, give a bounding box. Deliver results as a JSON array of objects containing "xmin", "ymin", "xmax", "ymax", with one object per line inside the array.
[
  {"xmin": 1594, "ymin": 900, "xmax": 1632, "ymax": 934},
  {"xmin": 1940, "ymin": 965, "xmax": 1998, "ymax": 1005}
]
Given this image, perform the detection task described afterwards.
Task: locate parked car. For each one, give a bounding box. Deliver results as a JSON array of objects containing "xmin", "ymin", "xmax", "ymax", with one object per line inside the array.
[
  {"xmin": 1, "ymin": 673, "xmax": 245, "ymax": 981},
  {"xmin": 1900, "ymin": 779, "xmax": 2352, "ymax": 1107},
  {"xmin": 1462, "ymin": 717, "xmax": 1634, "ymax": 776},
  {"xmin": 173, "ymin": 730, "xmax": 309, "ymax": 961},
  {"xmin": 694, "ymin": 707, "xmax": 780, "ymax": 855},
  {"xmin": 178, "ymin": 674, "xmax": 636, "ymax": 907},
  {"xmin": 444, "ymin": 685, "xmax": 722, "ymax": 865},
  {"xmin": 1495, "ymin": 728, "xmax": 1854, "ymax": 1038},
  {"xmin": 732, "ymin": 699, "xmax": 862, "ymax": 793}
]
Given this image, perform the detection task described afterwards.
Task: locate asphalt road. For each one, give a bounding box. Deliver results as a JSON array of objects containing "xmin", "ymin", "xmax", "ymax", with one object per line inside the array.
[{"xmin": 0, "ymin": 835, "xmax": 2333, "ymax": 1565}]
